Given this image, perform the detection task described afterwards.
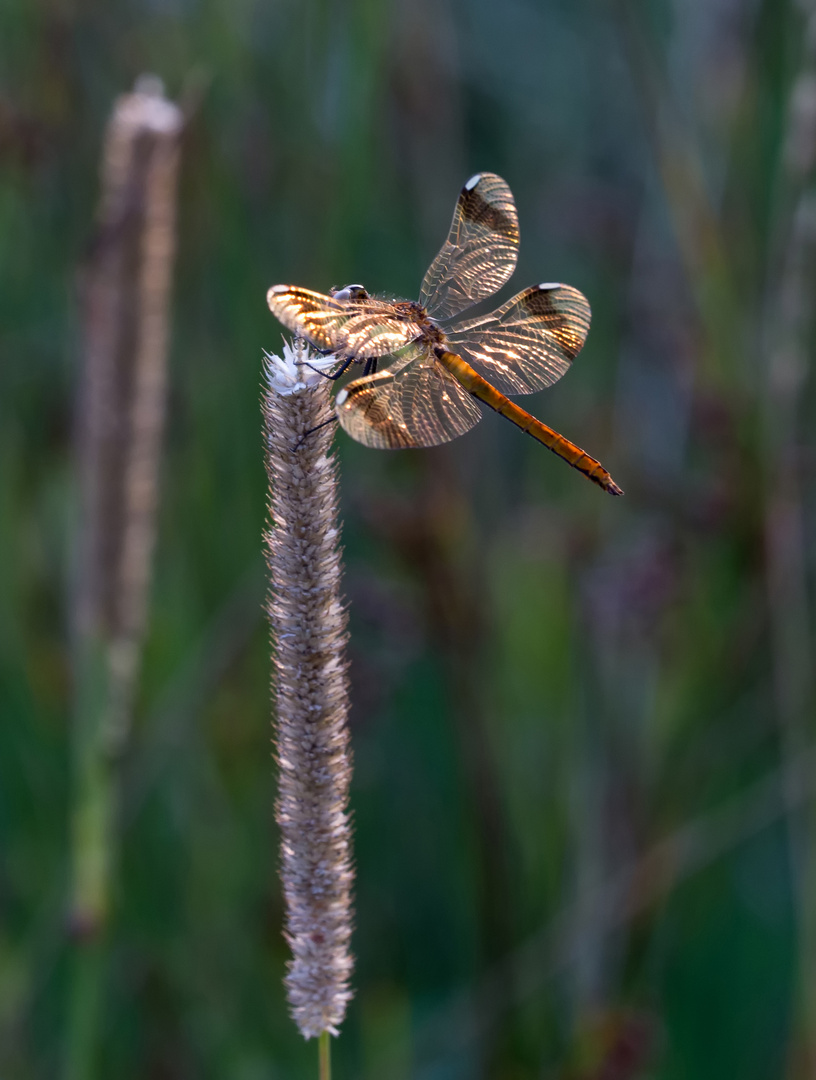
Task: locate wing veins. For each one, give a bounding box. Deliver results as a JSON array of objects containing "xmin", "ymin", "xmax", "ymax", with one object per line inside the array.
[{"xmin": 447, "ymin": 283, "xmax": 591, "ymax": 396}]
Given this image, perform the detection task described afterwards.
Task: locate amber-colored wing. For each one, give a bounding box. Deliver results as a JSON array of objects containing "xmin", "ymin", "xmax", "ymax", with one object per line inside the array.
[
  {"xmin": 446, "ymin": 282, "xmax": 591, "ymax": 396},
  {"xmin": 419, "ymin": 173, "xmax": 519, "ymax": 321},
  {"xmin": 267, "ymin": 285, "xmax": 352, "ymax": 352},
  {"xmin": 267, "ymin": 285, "xmax": 421, "ymax": 357},
  {"xmin": 334, "ymin": 341, "xmax": 482, "ymax": 448}
]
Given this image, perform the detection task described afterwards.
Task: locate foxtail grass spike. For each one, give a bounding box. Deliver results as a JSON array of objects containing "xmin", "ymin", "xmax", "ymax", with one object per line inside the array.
[
  {"xmin": 262, "ymin": 340, "xmax": 354, "ymax": 1039},
  {"xmin": 67, "ymin": 76, "xmax": 183, "ymax": 1080}
]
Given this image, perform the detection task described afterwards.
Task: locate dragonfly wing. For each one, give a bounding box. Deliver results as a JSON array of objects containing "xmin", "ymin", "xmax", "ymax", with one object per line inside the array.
[
  {"xmin": 334, "ymin": 342, "xmax": 482, "ymax": 448},
  {"xmin": 267, "ymin": 285, "xmax": 421, "ymax": 357},
  {"xmin": 447, "ymin": 283, "xmax": 591, "ymax": 395},
  {"xmin": 419, "ymin": 173, "xmax": 519, "ymax": 321},
  {"xmin": 267, "ymin": 285, "xmax": 351, "ymax": 352},
  {"xmin": 340, "ymin": 308, "xmax": 423, "ymax": 357}
]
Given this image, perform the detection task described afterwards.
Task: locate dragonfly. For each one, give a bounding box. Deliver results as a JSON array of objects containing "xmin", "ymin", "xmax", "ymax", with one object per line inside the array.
[{"xmin": 267, "ymin": 172, "xmax": 622, "ymax": 495}]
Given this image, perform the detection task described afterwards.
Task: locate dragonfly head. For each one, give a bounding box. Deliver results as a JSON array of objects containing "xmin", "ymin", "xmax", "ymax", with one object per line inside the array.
[{"xmin": 331, "ymin": 284, "xmax": 369, "ymax": 302}]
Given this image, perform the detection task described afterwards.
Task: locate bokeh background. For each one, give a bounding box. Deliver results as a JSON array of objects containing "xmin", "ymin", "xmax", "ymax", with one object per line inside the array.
[{"xmin": 3, "ymin": 0, "xmax": 816, "ymax": 1076}]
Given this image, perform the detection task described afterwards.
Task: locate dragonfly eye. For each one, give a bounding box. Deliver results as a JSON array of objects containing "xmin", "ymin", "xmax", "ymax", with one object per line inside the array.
[{"xmin": 332, "ymin": 284, "xmax": 369, "ymax": 302}]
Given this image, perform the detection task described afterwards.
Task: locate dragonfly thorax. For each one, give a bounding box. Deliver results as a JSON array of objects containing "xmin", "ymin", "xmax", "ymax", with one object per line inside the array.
[{"xmin": 394, "ymin": 299, "xmax": 446, "ymax": 342}]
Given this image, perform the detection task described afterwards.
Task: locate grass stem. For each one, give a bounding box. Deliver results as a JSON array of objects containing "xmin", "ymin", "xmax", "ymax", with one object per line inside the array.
[
  {"xmin": 66, "ymin": 77, "xmax": 182, "ymax": 1080},
  {"xmin": 319, "ymin": 1030, "xmax": 332, "ymax": 1080}
]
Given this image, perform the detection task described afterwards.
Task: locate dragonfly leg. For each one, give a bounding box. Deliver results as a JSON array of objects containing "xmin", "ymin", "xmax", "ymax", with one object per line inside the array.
[
  {"xmin": 304, "ymin": 355, "xmax": 356, "ymax": 381},
  {"xmin": 292, "ymin": 414, "xmax": 339, "ymax": 452},
  {"xmin": 305, "ymin": 354, "xmax": 378, "ymax": 380}
]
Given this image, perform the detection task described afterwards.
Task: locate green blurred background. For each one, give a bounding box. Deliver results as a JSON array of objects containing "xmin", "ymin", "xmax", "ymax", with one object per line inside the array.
[{"xmin": 3, "ymin": 0, "xmax": 816, "ymax": 1076}]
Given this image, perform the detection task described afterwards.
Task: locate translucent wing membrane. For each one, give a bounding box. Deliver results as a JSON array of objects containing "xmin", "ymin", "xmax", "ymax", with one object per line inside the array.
[
  {"xmin": 340, "ymin": 306, "xmax": 422, "ymax": 357},
  {"xmin": 267, "ymin": 285, "xmax": 421, "ymax": 357},
  {"xmin": 266, "ymin": 285, "xmax": 351, "ymax": 352},
  {"xmin": 447, "ymin": 283, "xmax": 591, "ymax": 396},
  {"xmin": 334, "ymin": 343, "xmax": 483, "ymax": 448},
  {"xmin": 419, "ymin": 173, "xmax": 519, "ymax": 321}
]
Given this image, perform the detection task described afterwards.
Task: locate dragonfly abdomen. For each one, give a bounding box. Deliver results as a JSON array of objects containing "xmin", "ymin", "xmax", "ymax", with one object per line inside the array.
[{"xmin": 435, "ymin": 348, "xmax": 623, "ymax": 496}]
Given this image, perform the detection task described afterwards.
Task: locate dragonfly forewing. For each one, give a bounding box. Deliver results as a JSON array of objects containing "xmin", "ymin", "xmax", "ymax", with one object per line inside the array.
[
  {"xmin": 419, "ymin": 172, "xmax": 519, "ymax": 321},
  {"xmin": 267, "ymin": 285, "xmax": 422, "ymax": 357}
]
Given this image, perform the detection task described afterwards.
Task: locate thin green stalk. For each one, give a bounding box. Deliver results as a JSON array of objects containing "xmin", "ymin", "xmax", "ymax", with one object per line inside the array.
[{"xmin": 319, "ymin": 1031, "xmax": 332, "ymax": 1080}]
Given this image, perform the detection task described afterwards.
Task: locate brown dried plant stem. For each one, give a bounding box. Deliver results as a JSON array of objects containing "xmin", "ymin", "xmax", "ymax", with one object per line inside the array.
[
  {"xmin": 262, "ymin": 351, "xmax": 354, "ymax": 1056},
  {"xmin": 68, "ymin": 80, "xmax": 182, "ymax": 1080}
]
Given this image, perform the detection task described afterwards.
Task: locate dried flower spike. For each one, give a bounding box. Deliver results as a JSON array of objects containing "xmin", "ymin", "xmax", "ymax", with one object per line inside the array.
[
  {"xmin": 262, "ymin": 340, "xmax": 354, "ymax": 1040},
  {"xmin": 67, "ymin": 75, "xmax": 183, "ymax": 1080}
]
